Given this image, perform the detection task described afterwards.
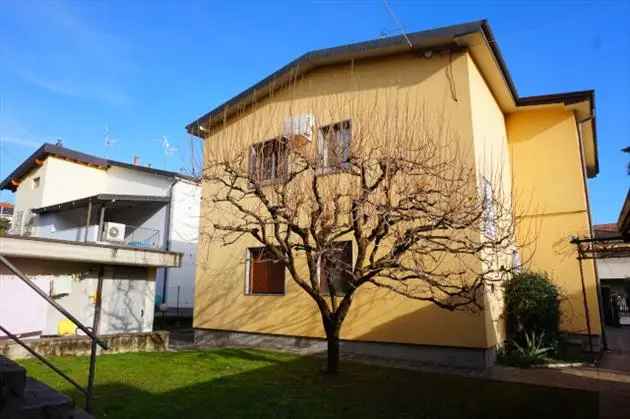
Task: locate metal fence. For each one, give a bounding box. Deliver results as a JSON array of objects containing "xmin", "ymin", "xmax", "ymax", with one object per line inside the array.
[{"xmin": 0, "ymin": 255, "xmax": 108, "ymax": 413}]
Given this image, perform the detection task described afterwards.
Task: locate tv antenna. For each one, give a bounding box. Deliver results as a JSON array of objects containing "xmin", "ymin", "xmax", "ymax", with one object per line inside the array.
[
  {"xmin": 156, "ymin": 136, "xmax": 178, "ymax": 170},
  {"xmin": 382, "ymin": 0, "xmax": 412, "ymax": 48},
  {"xmin": 104, "ymin": 125, "xmax": 118, "ymax": 157}
]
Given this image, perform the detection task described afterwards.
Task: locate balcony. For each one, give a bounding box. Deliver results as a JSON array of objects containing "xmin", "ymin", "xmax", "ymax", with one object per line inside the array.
[{"xmin": 22, "ymin": 193, "xmax": 170, "ymax": 250}]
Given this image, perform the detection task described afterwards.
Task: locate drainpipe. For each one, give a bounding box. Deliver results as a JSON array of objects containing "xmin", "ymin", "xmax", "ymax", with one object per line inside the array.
[
  {"xmin": 575, "ymin": 115, "xmax": 608, "ymax": 352},
  {"xmin": 161, "ymin": 179, "xmax": 177, "ymax": 304},
  {"xmin": 576, "ymin": 251, "xmax": 594, "ymax": 355}
]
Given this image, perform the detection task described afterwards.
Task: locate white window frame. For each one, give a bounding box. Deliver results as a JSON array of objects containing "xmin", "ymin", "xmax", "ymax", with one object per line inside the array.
[{"xmin": 482, "ymin": 177, "xmax": 497, "ymax": 240}]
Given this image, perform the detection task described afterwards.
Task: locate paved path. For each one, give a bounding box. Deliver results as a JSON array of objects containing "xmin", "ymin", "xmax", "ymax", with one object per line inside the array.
[
  {"xmin": 340, "ymin": 333, "xmax": 630, "ymax": 419},
  {"xmin": 602, "ymin": 326, "xmax": 630, "ymax": 373}
]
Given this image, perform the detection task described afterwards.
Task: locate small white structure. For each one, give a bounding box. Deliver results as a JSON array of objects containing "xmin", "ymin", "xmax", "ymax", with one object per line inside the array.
[
  {"xmin": 0, "ymin": 143, "xmax": 201, "ymax": 321},
  {"xmin": 0, "ymin": 235, "xmax": 181, "ymax": 338},
  {"xmin": 594, "ymin": 223, "xmax": 630, "ymax": 327}
]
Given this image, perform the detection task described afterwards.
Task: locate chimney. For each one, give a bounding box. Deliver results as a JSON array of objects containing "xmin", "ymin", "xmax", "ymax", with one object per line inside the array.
[{"xmin": 132, "ymin": 155, "xmax": 140, "ymax": 166}]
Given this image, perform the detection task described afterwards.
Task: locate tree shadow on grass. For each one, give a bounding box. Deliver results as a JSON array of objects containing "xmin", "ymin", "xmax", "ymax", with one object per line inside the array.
[{"xmin": 52, "ymin": 349, "xmax": 598, "ymax": 419}]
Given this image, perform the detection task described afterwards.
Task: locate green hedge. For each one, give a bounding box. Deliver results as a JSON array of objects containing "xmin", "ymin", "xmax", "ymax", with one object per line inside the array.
[{"xmin": 504, "ymin": 271, "xmax": 560, "ymax": 347}]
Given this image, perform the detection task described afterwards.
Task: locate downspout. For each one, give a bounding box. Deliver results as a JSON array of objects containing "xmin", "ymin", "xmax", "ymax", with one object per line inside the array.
[
  {"xmin": 576, "ymin": 116, "xmax": 608, "ymax": 352},
  {"xmin": 161, "ymin": 179, "xmax": 177, "ymax": 304}
]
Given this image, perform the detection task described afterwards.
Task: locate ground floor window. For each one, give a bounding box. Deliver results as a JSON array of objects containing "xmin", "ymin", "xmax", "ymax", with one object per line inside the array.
[
  {"xmin": 319, "ymin": 241, "xmax": 353, "ymax": 296},
  {"xmin": 245, "ymin": 246, "xmax": 285, "ymax": 295}
]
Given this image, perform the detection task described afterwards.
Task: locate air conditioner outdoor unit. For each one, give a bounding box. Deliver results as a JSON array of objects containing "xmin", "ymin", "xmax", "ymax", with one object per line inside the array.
[
  {"xmin": 283, "ymin": 113, "xmax": 314, "ymax": 145},
  {"xmin": 103, "ymin": 222, "xmax": 126, "ymax": 242}
]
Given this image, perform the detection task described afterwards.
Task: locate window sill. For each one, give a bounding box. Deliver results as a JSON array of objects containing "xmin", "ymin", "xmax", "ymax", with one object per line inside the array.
[
  {"xmin": 315, "ymin": 164, "xmax": 351, "ymax": 176},
  {"xmin": 248, "ymin": 177, "xmax": 289, "ymax": 189},
  {"xmin": 245, "ymin": 292, "xmax": 286, "ymax": 296},
  {"xmin": 319, "ymin": 293, "xmax": 347, "ymax": 297}
]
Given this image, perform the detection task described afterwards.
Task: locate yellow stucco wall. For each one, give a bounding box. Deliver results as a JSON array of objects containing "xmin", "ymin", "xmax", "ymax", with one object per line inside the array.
[
  {"xmin": 507, "ymin": 108, "xmax": 601, "ymax": 336},
  {"xmin": 194, "ymin": 51, "xmax": 497, "ymax": 349},
  {"xmin": 467, "ymin": 57, "xmax": 512, "ymax": 347}
]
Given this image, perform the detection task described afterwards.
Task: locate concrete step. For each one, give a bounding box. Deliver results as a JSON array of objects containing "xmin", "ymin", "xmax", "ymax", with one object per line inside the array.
[
  {"xmin": 0, "ymin": 377, "xmax": 74, "ymax": 419},
  {"xmin": 0, "ymin": 356, "xmax": 26, "ymax": 398}
]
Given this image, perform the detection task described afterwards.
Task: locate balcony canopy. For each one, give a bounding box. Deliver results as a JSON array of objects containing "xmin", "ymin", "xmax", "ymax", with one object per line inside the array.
[{"xmin": 32, "ymin": 194, "xmax": 170, "ymax": 215}]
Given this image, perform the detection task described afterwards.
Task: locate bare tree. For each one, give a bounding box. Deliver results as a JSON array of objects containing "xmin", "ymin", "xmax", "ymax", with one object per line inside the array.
[{"xmin": 201, "ymin": 99, "xmax": 521, "ymax": 373}]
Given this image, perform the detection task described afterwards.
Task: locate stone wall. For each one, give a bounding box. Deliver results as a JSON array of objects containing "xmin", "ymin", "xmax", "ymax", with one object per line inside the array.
[
  {"xmin": 0, "ymin": 331, "xmax": 169, "ymax": 360},
  {"xmin": 194, "ymin": 329, "xmax": 496, "ymax": 369}
]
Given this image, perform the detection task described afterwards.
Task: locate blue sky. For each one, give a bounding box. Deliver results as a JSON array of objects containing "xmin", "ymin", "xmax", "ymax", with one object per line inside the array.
[{"xmin": 0, "ymin": 1, "xmax": 628, "ymax": 224}]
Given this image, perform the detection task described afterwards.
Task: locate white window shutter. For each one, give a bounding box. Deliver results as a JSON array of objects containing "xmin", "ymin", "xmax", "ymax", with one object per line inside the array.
[{"xmin": 244, "ymin": 249, "xmax": 252, "ymax": 294}]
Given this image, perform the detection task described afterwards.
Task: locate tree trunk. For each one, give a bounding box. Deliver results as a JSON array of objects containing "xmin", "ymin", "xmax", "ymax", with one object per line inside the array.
[
  {"xmin": 326, "ymin": 330, "xmax": 340, "ymax": 374},
  {"xmin": 322, "ymin": 315, "xmax": 341, "ymax": 374}
]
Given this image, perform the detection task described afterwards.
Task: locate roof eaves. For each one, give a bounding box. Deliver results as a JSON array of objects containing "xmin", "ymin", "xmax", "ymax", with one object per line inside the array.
[
  {"xmin": 32, "ymin": 193, "xmax": 171, "ymax": 215},
  {"xmin": 185, "ymin": 20, "xmax": 489, "ymax": 137},
  {"xmin": 183, "ymin": 20, "xmax": 599, "ymax": 178},
  {"xmin": 517, "ymin": 89, "xmax": 599, "ymax": 177},
  {"xmin": 0, "ymin": 143, "xmax": 198, "ymax": 191}
]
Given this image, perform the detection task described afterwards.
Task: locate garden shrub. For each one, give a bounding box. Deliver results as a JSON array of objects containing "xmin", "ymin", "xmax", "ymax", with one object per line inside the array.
[{"xmin": 504, "ymin": 271, "xmax": 561, "ymax": 349}]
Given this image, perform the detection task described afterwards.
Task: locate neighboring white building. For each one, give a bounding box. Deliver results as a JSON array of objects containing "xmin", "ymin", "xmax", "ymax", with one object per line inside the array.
[
  {"xmin": 0, "ymin": 143, "xmax": 201, "ymax": 317},
  {"xmin": 594, "ymin": 223, "xmax": 630, "ymax": 327}
]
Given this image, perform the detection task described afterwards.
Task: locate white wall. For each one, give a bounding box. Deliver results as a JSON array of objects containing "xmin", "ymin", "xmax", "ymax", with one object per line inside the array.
[
  {"xmin": 105, "ymin": 166, "xmax": 172, "ymax": 196},
  {"xmin": 597, "ymin": 257, "xmax": 630, "ymax": 280},
  {"xmin": 99, "ymin": 266, "xmax": 156, "ymax": 334},
  {"xmin": 42, "ymin": 157, "xmax": 108, "ymax": 206},
  {"xmin": 0, "ymin": 268, "xmax": 50, "ymax": 338},
  {"xmin": 156, "ymin": 180, "xmax": 201, "ymax": 309},
  {"xmin": 0, "ymin": 258, "xmax": 156, "ymax": 338},
  {"xmin": 13, "ymin": 160, "xmax": 50, "ymax": 234}
]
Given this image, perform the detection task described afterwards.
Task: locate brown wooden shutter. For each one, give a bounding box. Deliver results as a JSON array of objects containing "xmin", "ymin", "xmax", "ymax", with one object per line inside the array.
[
  {"xmin": 250, "ymin": 248, "xmax": 269, "ymax": 293},
  {"xmin": 250, "ymin": 247, "xmax": 284, "ymax": 294},
  {"xmin": 268, "ymin": 259, "xmax": 285, "ymax": 294}
]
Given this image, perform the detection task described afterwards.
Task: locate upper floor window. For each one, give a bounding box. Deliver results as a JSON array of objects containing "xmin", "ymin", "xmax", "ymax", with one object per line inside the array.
[
  {"xmin": 249, "ymin": 137, "xmax": 288, "ymax": 183},
  {"xmin": 32, "ymin": 177, "xmax": 41, "ymax": 189},
  {"xmin": 317, "ymin": 120, "xmax": 351, "ymax": 171}
]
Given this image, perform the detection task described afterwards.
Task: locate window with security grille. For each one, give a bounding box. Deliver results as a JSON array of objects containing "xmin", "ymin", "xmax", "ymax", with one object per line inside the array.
[
  {"xmin": 317, "ymin": 120, "xmax": 351, "ymax": 170},
  {"xmin": 248, "ymin": 137, "xmax": 288, "ymax": 183}
]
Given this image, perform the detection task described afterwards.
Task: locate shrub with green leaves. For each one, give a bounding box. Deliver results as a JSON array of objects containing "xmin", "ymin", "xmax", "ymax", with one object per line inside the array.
[{"xmin": 504, "ymin": 271, "xmax": 561, "ymax": 349}]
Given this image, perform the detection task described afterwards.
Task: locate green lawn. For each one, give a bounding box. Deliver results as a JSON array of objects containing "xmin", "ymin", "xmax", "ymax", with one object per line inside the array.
[{"xmin": 19, "ymin": 349, "xmax": 597, "ymax": 419}]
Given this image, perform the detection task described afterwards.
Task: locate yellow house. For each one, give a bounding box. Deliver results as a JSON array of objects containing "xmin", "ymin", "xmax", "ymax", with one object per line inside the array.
[{"xmin": 186, "ymin": 20, "xmax": 600, "ymax": 368}]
